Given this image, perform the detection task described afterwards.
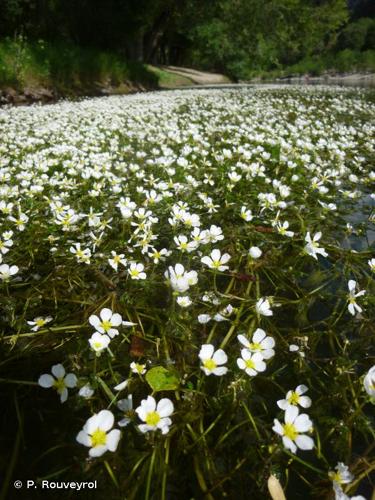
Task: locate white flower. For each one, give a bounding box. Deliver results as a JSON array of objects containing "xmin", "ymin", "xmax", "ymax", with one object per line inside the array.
[
  {"xmin": 128, "ymin": 262, "xmax": 146, "ymax": 280},
  {"xmin": 368, "ymin": 258, "xmax": 375, "ymax": 272},
  {"xmin": 329, "ymin": 462, "xmax": 354, "ymax": 485},
  {"xmin": 199, "ymin": 344, "xmax": 228, "ymax": 376},
  {"xmin": 89, "ymin": 308, "xmax": 122, "ymax": 338},
  {"xmin": 304, "ymin": 231, "xmax": 328, "ymax": 260},
  {"xmin": 363, "ymin": 365, "xmax": 375, "ymax": 398},
  {"xmin": 240, "ymin": 206, "xmax": 253, "ymax": 221},
  {"xmin": 236, "ymin": 350, "xmax": 266, "ymax": 376},
  {"xmin": 130, "ymin": 362, "xmax": 147, "ymax": 375},
  {"xmin": 347, "ymin": 280, "xmax": 365, "ymax": 316},
  {"xmin": 255, "ymin": 297, "xmax": 273, "ymax": 316},
  {"xmin": 249, "ymin": 246, "xmax": 262, "ymax": 259},
  {"xmin": 9, "ymin": 212, "xmax": 29, "ymax": 231},
  {"xmin": 135, "ymin": 395, "xmax": 174, "ymax": 434},
  {"xmin": 70, "ymin": 243, "xmax": 91, "ymax": 264},
  {"xmin": 203, "ymin": 225, "xmax": 224, "ymax": 243},
  {"xmin": 27, "ymin": 316, "xmax": 53, "ymax": 331},
  {"xmin": 277, "ymin": 221, "xmax": 294, "ymax": 237},
  {"xmin": 174, "ymin": 235, "xmax": 198, "ymax": 253},
  {"xmin": 198, "ymin": 314, "xmax": 211, "ymax": 324},
  {"xmin": 0, "ymin": 232, "xmax": 13, "ymax": 254},
  {"xmin": 213, "ymin": 304, "xmax": 234, "ymax": 322},
  {"xmin": 165, "ymin": 263, "xmax": 198, "ymax": 293},
  {"xmin": 38, "ymin": 364, "xmax": 77, "ymax": 403},
  {"xmin": 277, "ymin": 385, "xmax": 312, "ymax": 411},
  {"xmin": 148, "ymin": 247, "xmax": 170, "ymax": 264},
  {"xmin": 333, "ymin": 482, "xmax": 365, "ymax": 500},
  {"xmin": 201, "ymin": 249, "xmax": 231, "ymax": 271},
  {"xmin": 272, "ymin": 405, "xmax": 314, "ymax": 454},
  {"xmin": 117, "ymin": 395, "xmax": 133, "ymax": 427},
  {"xmin": 0, "ymin": 264, "xmax": 19, "ymax": 281},
  {"xmin": 78, "ymin": 384, "xmax": 95, "ymax": 399},
  {"xmin": 89, "ymin": 331, "xmax": 111, "ymax": 353},
  {"xmin": 237, "ymin": 328, "xmax": 275, "ymax": 359},
  {"xmin": 76, "ymin": 410, "xmax": 121, "ymax": 457},
  {"xmin": 177, "ymin": 295, "xmax": 192, "ymax": 307},
  {"xmin": 228, "ymin": 170, "xmax": 241, "ymax": 183},
  {"xmin": 108, "ymin": 251, "xmax": 127, "ymax": 271}
]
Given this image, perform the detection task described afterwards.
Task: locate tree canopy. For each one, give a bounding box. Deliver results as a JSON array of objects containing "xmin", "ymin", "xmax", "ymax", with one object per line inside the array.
[{"xmin": 0, "ymin": 0, "xmax": 374, "ymax": 78}]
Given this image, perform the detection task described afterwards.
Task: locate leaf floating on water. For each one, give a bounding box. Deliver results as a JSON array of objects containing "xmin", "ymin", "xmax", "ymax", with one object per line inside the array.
[{"xmin": 145, "ymin": 366, "xmax": 179, "ymax": 392}]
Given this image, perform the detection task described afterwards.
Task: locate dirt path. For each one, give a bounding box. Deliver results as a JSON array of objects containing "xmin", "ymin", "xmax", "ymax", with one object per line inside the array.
[{"xmin": 161, "ymin": 65, "xmax": 231, "ymax": 85}]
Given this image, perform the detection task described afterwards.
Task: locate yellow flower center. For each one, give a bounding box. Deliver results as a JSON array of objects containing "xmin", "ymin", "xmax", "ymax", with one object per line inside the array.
[
  {"xmin": 245, "ymin": 359, "xmax": 255, "ymax": 369},
  {"xmin": 130, "ymin": 269, "xmax": 139, "ymax": 277},
  {"xmin": 145, "ymin": 411, "xmax": 161, "ymax": 426},
  {"xmin": 212, "ymin": 260, "xmax": 221, "ymax": 268},
  {"xmin": 288, "ymin": 392, "xmax": 300, "ymax": 405},
  {"xmin": 283, "ymin": 423, "xmax": 298, "ymax": 440},
  {"xmin": 134, "ymin": 364, "xmax": 145, "ymax": 374},
  {"xmin": 93, "ymin": 341, "xmax": 103, "ymax": 350},
  {"xmin": 203, "ymin": 359, "xmax": 217, "ymax": 371},
  {"xmin": 250, "ymin": 342, "xmax": 261, "ymax": 351},
  {"xmin": 53, "ymin": 377, "xmax": 66, "ymax": 394},
  {"xmin": 35, "ymin": 318, "xmax": 46, "ymax": 327},
  {"xmin": 100, "ymin": 320, "xmax": 112, "ymax": 332},
  {"xmin": 91, "ymin": 429, "xmax": 107, "ymax": 447},
  {"xmin": 113, "ymin": 255, "xmax": 121, "ymax": 263},
  {"xmin": 330, "ymin": 472, "xmax": 343, "ymax": 483}
]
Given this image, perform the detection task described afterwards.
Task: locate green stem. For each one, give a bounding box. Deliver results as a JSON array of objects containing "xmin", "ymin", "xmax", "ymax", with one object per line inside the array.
[
  {"xmin": 161, "ymin": 437, "xmax": 170, "ymax": 500},
  {"xmin": 145, "ymin": 448, "xmax": 156, "ymax": 500}
]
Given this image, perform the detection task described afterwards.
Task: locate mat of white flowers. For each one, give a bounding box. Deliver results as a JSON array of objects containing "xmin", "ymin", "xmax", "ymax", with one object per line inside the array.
[{"xmin": 0, "ymin": 86, "xmax": 374, "ymax": 500}]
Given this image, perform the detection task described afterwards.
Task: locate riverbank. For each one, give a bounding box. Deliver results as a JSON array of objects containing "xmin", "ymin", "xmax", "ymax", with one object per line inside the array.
[{"xmin": 246, "ymin": 72, "xmax": 375, "ymax": 87}]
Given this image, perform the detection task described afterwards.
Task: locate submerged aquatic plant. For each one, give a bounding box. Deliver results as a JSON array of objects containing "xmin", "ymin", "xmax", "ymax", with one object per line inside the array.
[{"xmin": 0, "ymin": 86, "xmax": 373, "ymax": 498}]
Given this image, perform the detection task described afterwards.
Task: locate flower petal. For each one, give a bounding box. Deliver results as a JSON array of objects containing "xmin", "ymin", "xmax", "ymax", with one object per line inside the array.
[
  {"xmin": 100, "ymin": 308, "xmax": 112, "ymax": 321},
  {"xmin": 284, "ymin": 405, "xmax": 299, "ymax": 424},
  {"xmin": 106, "ymin": 429, "xmax": 121, "ymax": 451},
  {"xmin": 295, "ymin": 434, "xmax": 314, "ymax": 450},
  {"xmin": 64, "ymin": 373, "xmax": 78, "ymax": 388},
  {"xmin": 212, "ymin": 349, "xmax": 227, "ymax": 365},
  {"xmin": 89, "ymin": 445, "xmax": 108, "ymax": 457},
  {"xmin": 38, "ymin": 374, "xmax": 54, "ymax": 388},
  {"xmin": 76, "ymin": 430, "xmax": 91, "ymax": 447},
  {"xmin": 96, "ymin": 410, "xmax": 114, "ymax": 431},
  {"xmin": 51, "ymin": 364, "xmax": 65, "ymax": 379},
  {"xmin": 252, "ymin": 328, "xmax": 266, "ymax": 343},
  {"xmin": 157, "ymin": 398, "xmax": 174, "ymax": 418},
  {"xmin": 199, "ymin": 344, "xmax": 214, "ymax": 360}
]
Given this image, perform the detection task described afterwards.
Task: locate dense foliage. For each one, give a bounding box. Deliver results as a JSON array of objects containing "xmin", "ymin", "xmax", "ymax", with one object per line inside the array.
[
  {"xmin": 0, "ymin": 87, "xmax": 374, "ymax": 499},
  {"xmin": 0, "ymin": 0, "xmax": 374, "ymax": 79}
]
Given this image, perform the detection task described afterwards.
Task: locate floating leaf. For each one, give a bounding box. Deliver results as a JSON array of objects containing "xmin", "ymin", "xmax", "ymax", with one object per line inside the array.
[{"xmin": 145, "ymin": 366, "xmax": 179, "ymax": 392}]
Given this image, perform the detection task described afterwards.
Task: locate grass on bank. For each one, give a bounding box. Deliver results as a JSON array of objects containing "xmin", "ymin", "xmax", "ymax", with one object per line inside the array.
[
  {"xmin": 0, "ymin": 37, "xmax": 158, "ymax": 94},
  {"xmin": 146, "ymin": 65, "xmax": 195, "ymax": 89}
]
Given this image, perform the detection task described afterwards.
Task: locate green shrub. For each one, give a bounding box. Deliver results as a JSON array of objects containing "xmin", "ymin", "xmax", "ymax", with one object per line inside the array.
[{"xmin": 0, "ymin": 37, "xmax": 157, "ymax": 91}]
